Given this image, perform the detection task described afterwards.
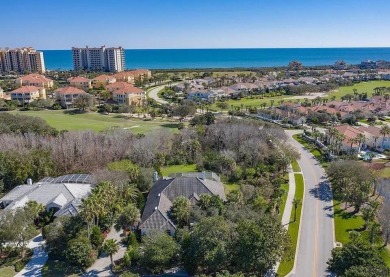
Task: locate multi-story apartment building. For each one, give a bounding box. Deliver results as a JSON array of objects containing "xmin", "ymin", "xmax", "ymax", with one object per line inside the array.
[
  {"xmin": 68, "ymin": 76, "xmax": 92, "ymax": 90},
  {"xmin": 10, "ymin": 86, "xmax": 46, "ymax": 105},
  {"xmin": 15, "ymin": 73, "xmax": 54, "ymax": 88},
  {"xmin": 72, "ymin": 46, "xmax": 125, "ymax": 72},
  {"xmin": 0, "ymin": 47, "xmax": 45, "ymax": 74},
  {"xmin": 91, "ymin": 74, "xmax": 116, "ymax": 88},
  {"xmin": 55, "ymin": 86, "xmax": 86, "ymax": 108},
  {"xmin": 107, "ymin": 82, "xmax": 145, "ymax": 106}
]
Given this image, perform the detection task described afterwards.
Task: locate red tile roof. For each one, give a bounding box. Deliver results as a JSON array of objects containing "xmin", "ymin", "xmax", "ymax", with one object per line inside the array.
[
  {"xmin": 357, "ymin": 126, "xmax": 381, "ymax": 137},
  {"xmin": 107, "ymin": 82, "xmax": 144, "ymax": 94},
  {"xmin": 334, "ymin": 124, "xmax": 363, "ymax": 146},
  {"xmin": 106, "ymin": 81, "xmax": 134, "ymax": 91},
  {"xmin": 114, "ymin": 87, "xmax": 144, "ymax": 95},
  {"xmin": 17, "ymin": 73, "xmax": 52, "ymax": 83},
  {"xmin": 55, "ymin": 86, "xmax": 86, "ymax": 95},
  {"xmin": 11, "ymin": 86, "xmax": 40, "ymax": 93},
  {"xmin": 92, "ymin": 75, "xmax": 116, "ymax": 82},
  {"xmin": 68, "ymin": 76, "xmax": 91, "ymax": 83}
]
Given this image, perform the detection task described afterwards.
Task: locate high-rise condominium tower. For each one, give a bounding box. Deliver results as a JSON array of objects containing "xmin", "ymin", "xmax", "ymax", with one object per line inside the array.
[
  {"xmin": 72, "ymin": 45, "xmax": 125, "ymax": 72},
  {"xmin": 0, "ymin": 47, "xmax": 46, "ymax": 74}
]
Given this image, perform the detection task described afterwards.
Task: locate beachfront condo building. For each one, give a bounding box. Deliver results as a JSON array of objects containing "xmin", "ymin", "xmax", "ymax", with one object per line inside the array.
[
  {"xmin": 72, "ymin": 46, "xmax": 125, "ymax": 72},
  {"xmin": 0, "ymin": 47, "xmax": 46, "ymax": 74}
]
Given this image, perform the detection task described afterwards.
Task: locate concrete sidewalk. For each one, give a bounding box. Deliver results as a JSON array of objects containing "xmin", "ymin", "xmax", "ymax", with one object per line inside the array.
[
  {"xmin": 273, "ymin": 164, "xmax": 297, "ymax": 274},
  {"xmin": 15, "ymin": 234, "xmax": 48, "ymax": 277},
  {"xmin": 282, "ymin": 165, "xmax": 299, "ymax": 229}
]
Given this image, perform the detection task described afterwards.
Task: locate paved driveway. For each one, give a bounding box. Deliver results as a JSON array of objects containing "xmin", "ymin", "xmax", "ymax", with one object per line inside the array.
[{"xmin": 15, "ymin": 234, "xmax": 48, "ymax": 277}]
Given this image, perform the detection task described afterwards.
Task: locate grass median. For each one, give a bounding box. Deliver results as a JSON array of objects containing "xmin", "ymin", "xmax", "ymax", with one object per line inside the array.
[{"xmin": 277, "ymin": 173, "xmax": 304, "ymax": 276}]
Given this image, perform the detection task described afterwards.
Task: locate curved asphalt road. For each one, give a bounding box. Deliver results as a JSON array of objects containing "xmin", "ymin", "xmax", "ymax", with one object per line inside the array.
[
  {"xmin": 147, "ymin": 84, "xmax": 169, "ymax": 104},
  {"xmin": 286, "ymin": 130, "xmax": 335, "ymax": 277},
  {"xmin": 147, "ymin": 82, "xmax": 180, "ymax": 104}
]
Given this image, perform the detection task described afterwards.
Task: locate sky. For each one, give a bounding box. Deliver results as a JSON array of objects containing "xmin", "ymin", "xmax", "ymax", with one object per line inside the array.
[{"xmin": 2, "ymin": 0, "xmax": 390, "ymax": 49}]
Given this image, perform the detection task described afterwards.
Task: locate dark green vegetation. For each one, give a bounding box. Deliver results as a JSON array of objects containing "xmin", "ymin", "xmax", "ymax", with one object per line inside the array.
[
  {"xmin": 328, "ymin": 233, "xmax": 390, "ymax": 277},
  {"xmin": 0, "ymin": 114, "xmax": 301, "ymax": 275},
  {"xmin": 0, "ymin": 113, "xmax": 58, "ymax": 135},
  {"xmin": 0, "ymin": 202, "xmax": 42, "ymax": 273}
]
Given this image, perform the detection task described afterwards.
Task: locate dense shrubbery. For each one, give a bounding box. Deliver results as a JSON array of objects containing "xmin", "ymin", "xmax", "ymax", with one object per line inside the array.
[{"xmin": 0, "ymin": 113, "xmax": 58, "ymax": 135}]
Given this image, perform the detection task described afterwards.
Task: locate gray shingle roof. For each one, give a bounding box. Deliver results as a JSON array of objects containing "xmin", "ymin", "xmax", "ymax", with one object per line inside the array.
[{"xmin": 140, "ymin": 174, "xmax": 225, "ymax": 231}]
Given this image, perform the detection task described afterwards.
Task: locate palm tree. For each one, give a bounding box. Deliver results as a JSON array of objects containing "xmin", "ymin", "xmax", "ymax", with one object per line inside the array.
[
  {"xmin": 292, "ymin": 198, "xmax": 302, "ymax": 222},
  {"xmin": 171, "ymin": 196, "xmax": 190, "ymax": 228},
  {"xmin": 312, "ymin": 129, "xmax": 321, "ymax": 141},
  {"xmin": 380, "ymin": 125, "xmax": 390, "ymax": 148},
  {"xmin": 115, "ymin": 203, "xmax": 141, "ymax": 235},
  {"xmin": 347, "ymin": 137, "xmax": 358, "ymax": 154},
  {"xmin": 356, "ymin": 133, "xmax": 366, "ymax": 151},
  {"xmin": 102, "ymin": 239, "xmax": 120, "ymax": 268},
  {"xmin": 334, "ymin": 133, "xmax": 346, "ymax": 155},
  {"xmin": 81, "ymin": 198, "xmax": 95, "ymax": 237}
]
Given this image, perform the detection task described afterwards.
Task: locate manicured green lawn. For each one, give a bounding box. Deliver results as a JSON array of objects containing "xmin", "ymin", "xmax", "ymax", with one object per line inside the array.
[
  {"xmin": 278, "ymin": 173, "xmax": 304, "ymax": 276},
  {"xmin": 328, "ymin": 81, "xmax": 390, "ymax": 100},
  {"xmin": 0, "ymin": 266, "xmax": 16, "ymax": 277},
  {"xmin": 41, "ymin": 259, "xmax": 80, "ymax": 277},
  {"xmin": 211, "ymin": 95, "xmax": 292, "ymax": 110},
  {"xmin": 333, "ymin": 200, "xmax": 365, "ymax": 244},
  {"xmin": 161, "ymin": 164, "xmax": 197, "ymax": 176},
  {"xmin": 7, "ymin": 110, "xmax": 179, "ymax": 133},
  {"xmin": 291, "ymin": 160, "xmax": 301, "ymax": 172}
]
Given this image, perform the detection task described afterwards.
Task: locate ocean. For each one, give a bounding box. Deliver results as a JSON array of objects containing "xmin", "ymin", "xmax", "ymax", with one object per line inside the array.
[{"xmin": 41, "ymin": 48, "xmax": 390, "ymax": 71}]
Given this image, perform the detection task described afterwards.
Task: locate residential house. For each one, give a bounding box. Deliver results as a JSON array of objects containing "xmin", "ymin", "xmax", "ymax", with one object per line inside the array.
[
  {"xmin": 55, "ymin": 86, "xmax": 86, "ymax": 108},
  {"xmin": 68, "ymin": 76, "xmax": 92, "ymax": 91},
  {"xmin": 10, "ymin": 86, "xmax": 46, "ymax": 104},
  {"xmin": 91, "ymin": 74, "xmax": 116, "ymax": 88},
  {"xmin": 113, "ymin": 71, "xmax": 135, "ymax": 84},
  {"xmin": 187, "ymin": 90, "xmax": 215, "ymax": 102},
  {"xmin": 14, "ymin": 73, "xmax": 54, "ymax": 88},
  {"xmin": 330, "ymin": 124, "xmax": 364, "ymax": 153},
  {"xmin": 130, "ymin": 69, "xmax": 152, "ymax": 80},
  {"xmin": 357, "ymin": 125, "xmax": 390, "ymax": 150},
  {"xmin": 139, "ymin": 172, "xmax": 225, "ymax": 235},
  {"xmin": 0, "ymin": 174, "xmax": 94, "ymax": 217},
  {"xmin": 108, "ymin": 82, "xmax": 145, "ymax": 106}
]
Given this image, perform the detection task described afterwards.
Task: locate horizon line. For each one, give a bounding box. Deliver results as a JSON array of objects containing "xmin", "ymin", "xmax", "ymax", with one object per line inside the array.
[{"xmin": 38, "ymin": 46, "xmax": 390, "ymax": 51}]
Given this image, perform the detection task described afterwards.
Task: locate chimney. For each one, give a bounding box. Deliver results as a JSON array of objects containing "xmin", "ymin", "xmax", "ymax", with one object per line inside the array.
[
  {"xmin": 201, "ymin": 171, "xmax": 206, "ymax": 180},
  {"xmin": 153, "ymin": 171, "xmax": 159, "ymax": 182},
  {"xmin": 27, "ymin": 178, "xmax": 33, "ymax": 185}
]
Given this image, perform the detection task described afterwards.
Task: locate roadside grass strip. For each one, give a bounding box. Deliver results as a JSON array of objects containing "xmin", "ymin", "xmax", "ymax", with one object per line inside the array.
[
  {"xmin": 277, "ymin": 173, "xmax": 304, "ymax": 276},
  {"xmin": 291, "ymin": 160, "xmax": 301, "ymax": 172}
]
